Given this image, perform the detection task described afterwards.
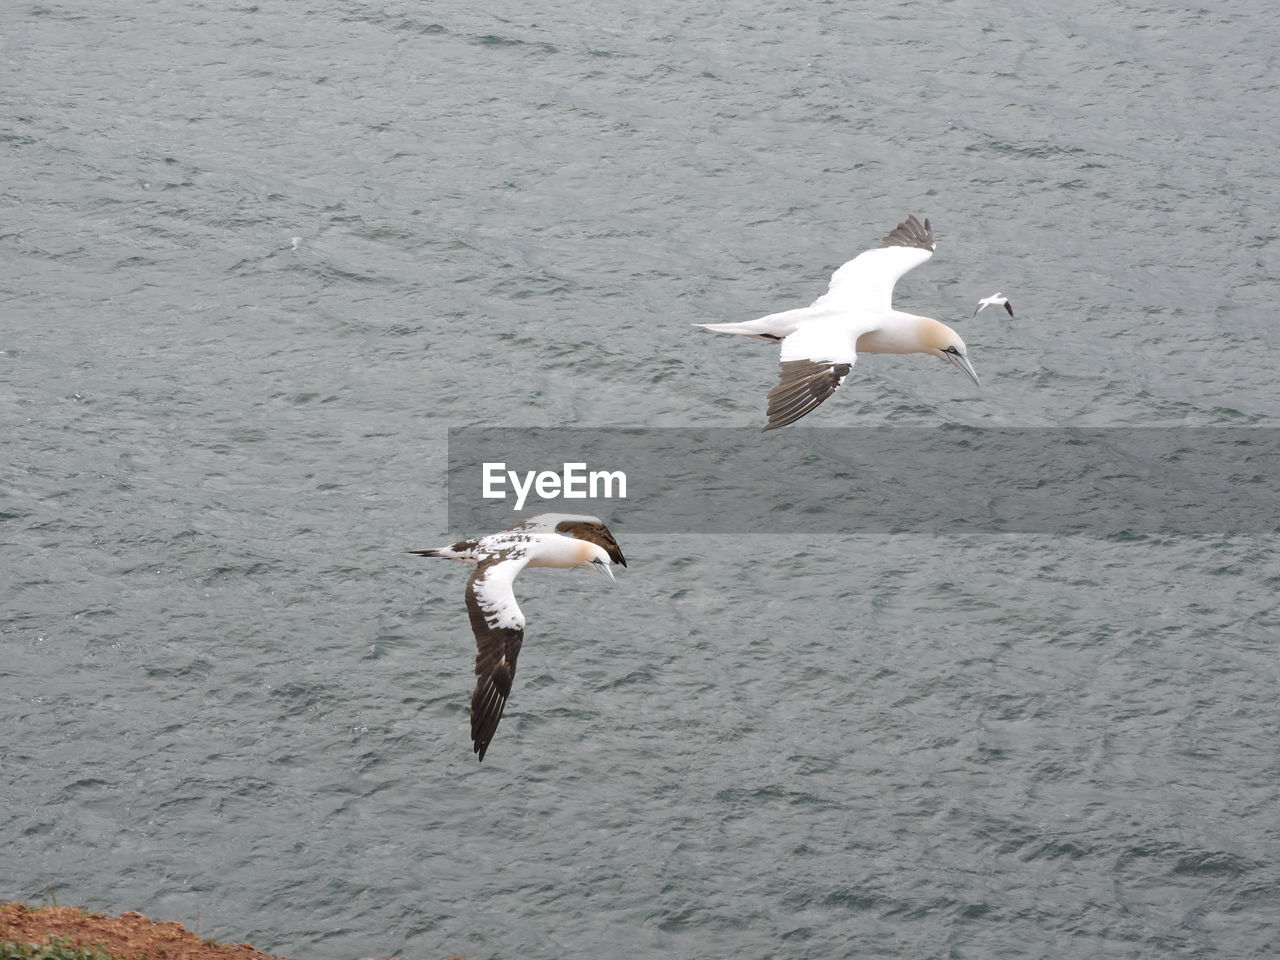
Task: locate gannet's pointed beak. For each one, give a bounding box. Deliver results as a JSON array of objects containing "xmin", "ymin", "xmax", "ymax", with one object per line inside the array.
[
  {"xmin": 592, "ymin": 558, "xmax": 616, "ymax": 583},
  {"xmin": 944, "ymin": 350, "xmax": 981, "ymax": 388}
]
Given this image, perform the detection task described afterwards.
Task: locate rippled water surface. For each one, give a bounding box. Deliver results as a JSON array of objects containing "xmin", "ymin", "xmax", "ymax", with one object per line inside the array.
[{"xmin": 4, "ymin": 1, "xmax": 1279, "ymax": 958}]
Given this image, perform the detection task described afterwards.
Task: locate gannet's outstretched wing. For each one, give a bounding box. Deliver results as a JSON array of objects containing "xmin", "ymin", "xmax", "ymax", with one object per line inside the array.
[
  {"xmin": 464, "ymin": 553, "xmax": 531, "ymax": 761},
  {"xmin": 763, "ymin": 314, "xmax": 882, "ymax": 430},
  {"xmin": 810, "ymin": 214, "xmax": 936, "ymax": 314}
]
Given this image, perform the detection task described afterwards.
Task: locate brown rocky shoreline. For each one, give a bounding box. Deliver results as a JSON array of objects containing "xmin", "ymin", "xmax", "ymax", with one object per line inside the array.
[{"xmin": 0, "ymin": 904, "xmax": 456, "ymax": 960}]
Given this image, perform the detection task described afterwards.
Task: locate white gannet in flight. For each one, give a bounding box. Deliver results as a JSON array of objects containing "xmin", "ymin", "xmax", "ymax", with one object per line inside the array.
[
  {"xmin": 695, "ymin": 215, "xmax": 980, "ymax": 430},
  {"xmin": 973, "ymin": 292, "xmax": 1013, "ymax": 318},
  {"xmin": 409, "ymin": 514, "xmax": 626, "ymax": 761}
]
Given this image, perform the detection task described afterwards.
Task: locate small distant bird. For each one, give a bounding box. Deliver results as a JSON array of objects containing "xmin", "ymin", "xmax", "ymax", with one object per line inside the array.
[
  {"xmin": 695, "ymin": 215, "xmax": 980, "ymax": 430},
  {"xmin": 409, "ymin": 514, "xmax": 626, "ymax": 761},
  {"xmin": 973, "ymin": 292, "xmax": 1013, "ymax": 318}
]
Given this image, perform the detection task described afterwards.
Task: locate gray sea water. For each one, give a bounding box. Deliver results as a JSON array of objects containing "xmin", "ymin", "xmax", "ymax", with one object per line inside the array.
[{"xmin": 4, "ymin": 1, "xmax": 1279, "ymax": 958}]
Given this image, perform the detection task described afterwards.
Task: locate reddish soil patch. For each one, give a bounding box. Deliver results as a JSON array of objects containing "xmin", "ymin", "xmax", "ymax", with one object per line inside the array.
[
  {"xmin": 0, "ymin": 903, "xmax": 296, "ymax": 960},
  {"xmin": 1, "ymin": 904, "xmax": 297, "ymax": 960},
  {"xmin": 2, "ymin": 904, "xmax": 446, "ymax": 960}
]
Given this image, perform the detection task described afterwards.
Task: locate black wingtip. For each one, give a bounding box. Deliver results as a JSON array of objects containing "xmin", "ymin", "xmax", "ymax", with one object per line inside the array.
[
  {"xmin": 879, "ymin": 214, "xmax": 935, "ymax": 251},
  {"xmin": 1004, "ymin": 301, "xmax": 1014, "ymax": 317},
  {"xmin": 763, "ymin": 360, "xmax": 852, "ymax": 430}
]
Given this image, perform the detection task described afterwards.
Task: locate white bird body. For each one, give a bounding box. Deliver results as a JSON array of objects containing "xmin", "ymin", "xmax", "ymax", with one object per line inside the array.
[
  {"xmin": 409, "ymin": 514, "xmax": 625, "ymax": 761},
  {"xmin": 853, "ymin": 314, "xmax": 952, "ymax": 355},
  {"xmin": 696, "ymin": 215, "xmax": 980, "ymax": 430},
  {"xmin": 426, "ymin": 531, "xmax": 604, "ymax": 570}
]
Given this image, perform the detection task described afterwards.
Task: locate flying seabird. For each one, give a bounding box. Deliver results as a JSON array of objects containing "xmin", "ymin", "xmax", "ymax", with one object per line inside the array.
[
  {"xmin": 973, "ymin": 292, "xmax": 1014, "ymax": 318},
  {"xmin": 409, "ymin": 514, "xmax": 626, "ymax": 761},
  {"xmin": 695, "ymin": 215, "xmax": 980, "ymax": 430}
]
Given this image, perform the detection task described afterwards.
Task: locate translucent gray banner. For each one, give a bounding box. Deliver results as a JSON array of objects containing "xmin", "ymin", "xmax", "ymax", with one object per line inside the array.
[{"xmin": 446, "ymin": 428, "xmax": 1280, "ymax": 535}]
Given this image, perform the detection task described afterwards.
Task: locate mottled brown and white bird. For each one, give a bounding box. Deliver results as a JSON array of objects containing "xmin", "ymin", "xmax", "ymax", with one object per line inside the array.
[
  {"xmin": 409, "ymin": 514, "xmax": 626, "ymax": 762},
  {"xmin": 696, "ymin": 215, "xmax": 980, "ymax": 430}
]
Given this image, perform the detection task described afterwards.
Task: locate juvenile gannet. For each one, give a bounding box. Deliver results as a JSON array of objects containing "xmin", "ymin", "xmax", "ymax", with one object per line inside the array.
[
  {"xmin": 973, "ymin": 292, "xmax": 1013, "ymax": 318},
  {"xmin": 409, "ymin": 514, "xmax": 626, "ymax": 761},
  {"xmin": 695, "ymin": 215, "xmax": 980, "ymax": 430}
]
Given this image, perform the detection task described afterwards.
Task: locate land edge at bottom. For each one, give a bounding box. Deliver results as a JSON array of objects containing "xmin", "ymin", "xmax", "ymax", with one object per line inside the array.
[{"xmin": 1, "ymin": 903, "xmax": 461, "ymax": 960}]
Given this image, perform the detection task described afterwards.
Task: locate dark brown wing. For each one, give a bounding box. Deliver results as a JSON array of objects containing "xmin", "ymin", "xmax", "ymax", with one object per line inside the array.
[
  {"xmin": 464, "ymin": 557, "xmax": 528, "ymax": 761},
  {"xmin": 878, "ymin": 214, "xmax": 934, "ymax": 251},
  {"xmin": 763, "ymin": 359, "xmax": 853, "ymax": 431},
  {"xmin": 555, "ymin": 519, "xmax": 627, "ymax": 566}
]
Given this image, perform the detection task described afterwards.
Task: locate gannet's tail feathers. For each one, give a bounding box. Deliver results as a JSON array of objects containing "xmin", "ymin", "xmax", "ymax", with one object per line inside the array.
[
  {"xmin": 694, "ymin": 322, "xmax": 781, "ymax": 342},
  {"xmin": 409, "ymin": 541, "xmax": 477, "ymax": 561},
  {"xmin": 694, "ymin": 306, "xmax": 828, "ymax": 342}
]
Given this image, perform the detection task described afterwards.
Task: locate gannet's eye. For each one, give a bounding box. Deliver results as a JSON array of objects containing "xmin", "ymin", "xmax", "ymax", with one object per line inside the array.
[{"xmin": 943, "ymin": 345, "xmax": 962, "ymax": 355}]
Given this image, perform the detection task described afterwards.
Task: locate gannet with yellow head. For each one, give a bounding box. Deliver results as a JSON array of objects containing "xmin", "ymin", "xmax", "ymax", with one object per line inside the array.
[
  {"xmin": 409, "ymin": 514, "xmax": 625, "ymax": 761},
  {"xmin": 695, "ymin": 215, "xmax": 981, "ymax": 430}
]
